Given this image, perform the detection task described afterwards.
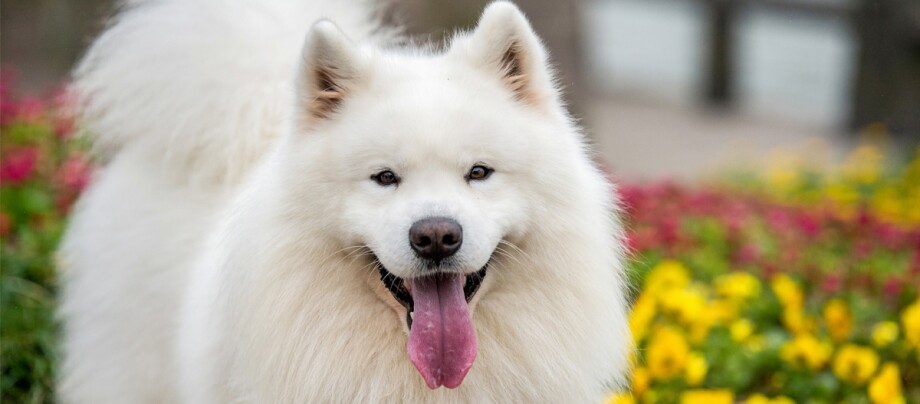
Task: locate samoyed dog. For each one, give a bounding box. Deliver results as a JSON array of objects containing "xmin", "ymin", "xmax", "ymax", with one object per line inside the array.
[{"xmin": 58, "ymin": 0, "xmax": 631, "ymax": 402}]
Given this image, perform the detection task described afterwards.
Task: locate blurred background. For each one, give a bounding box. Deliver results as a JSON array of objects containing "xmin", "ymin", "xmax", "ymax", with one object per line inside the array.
[
  {"xmin": 2, "ymin": 1, "xmax": 919, "ymax": 403},
  {"xmin": 2, "ymin": 0, "xmax": 919, "ymax": 179}
]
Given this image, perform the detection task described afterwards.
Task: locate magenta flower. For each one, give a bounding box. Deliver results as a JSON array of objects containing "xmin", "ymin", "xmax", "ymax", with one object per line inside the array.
[{"xmin": 1, "ymin": 147, "xmax": 39, "ymax": 184}]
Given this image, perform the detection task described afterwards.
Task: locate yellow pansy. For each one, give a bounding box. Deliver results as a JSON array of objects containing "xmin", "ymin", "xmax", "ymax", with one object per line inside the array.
[
  {"xmin": 630, "ymin": 367, "xmax": 650, "ymax": 398},
  {"xmin": 680, "ymin": 389, "xmax": 734, "ymax": 404},
  {"xmin": 782, "ymin": 305, "xmax": 816, "ymax": 335},
  {"xmin": 659, "ymin": 286, "xmax": 707, "ymax": 324},
  {"xmin": 730, "ymin": 319, "xmax": 755, "ymax": 342},
  {"xmin": 901, "ymin": 299, "xmax": 920, "ymax": 347},
  {"xmin": 871, "ymin": 321, "xmax": 899, "ymax": 348},
  {"xmin": 646, "ymin": 326, "xmax": 689, "ymax": 380},
  {"xmin": 708, "ymin": 299, "xmax": 739, "ymax": 323},
  {"xmin": 771, "ymin": 274, "xmax": 803, "ymax": 308},
  {"xmin": 715, "ymin": 272, "xmax": 761, "ymax": 303},
  {"xmin": 781, "ymin": 334, "xmax": 833, "ymax": 370},
  {"xmin": 644, "ymin": 260, "xmax": 691, "ymax": 294},
  {"xmin": 833, "ymin": 344, "xmax": 880, "ymax": 385},
  {"xmin": 629, "ymin": 293, "xmax": 656, "ymax": 343},
  {"xmin": 869, "ymin": 363, "xmax": 904, "ymax": 404},
  {"xmin": 685, "ymin": 352, "xmax": 708, "ymax": 386},
  {"xmin": 604, "ymin": 392, "xmax": 635, "ymax": 404},
  {"xmin": 823, "ymin": 299, "xmax": 852, "ymax": 342}
]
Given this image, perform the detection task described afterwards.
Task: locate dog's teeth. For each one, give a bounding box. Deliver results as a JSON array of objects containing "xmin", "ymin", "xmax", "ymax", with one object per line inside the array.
[{"xmin": 409, "ymin": 311, "xmax": 414, "ymax": 319}]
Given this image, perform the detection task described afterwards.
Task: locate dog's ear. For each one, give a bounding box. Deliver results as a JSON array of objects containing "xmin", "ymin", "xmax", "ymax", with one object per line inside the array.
[
  {"xmin": 298, "ymin": 21, "xmax": 362, "ymax": 123},
  {"xmin": 457, "ymin": 2, "xmax": 556, "ymax": 107}
]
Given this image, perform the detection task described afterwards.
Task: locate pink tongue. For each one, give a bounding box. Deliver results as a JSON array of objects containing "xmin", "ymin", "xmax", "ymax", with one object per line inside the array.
[{"xmin": 407, "ymin": 274, "xmax": 477, "ymax": 389}]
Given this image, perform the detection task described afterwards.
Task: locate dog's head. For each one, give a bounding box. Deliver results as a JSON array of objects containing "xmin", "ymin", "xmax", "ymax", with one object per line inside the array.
[{"xmin": 278, "ymin": 2, "xmax": 577, "ymax": 389}]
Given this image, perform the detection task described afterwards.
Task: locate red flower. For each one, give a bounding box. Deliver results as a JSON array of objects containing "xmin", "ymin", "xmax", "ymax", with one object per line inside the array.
[{"xmin": 1, "ymin": 147, "xmax": 39, "ymax": 184}]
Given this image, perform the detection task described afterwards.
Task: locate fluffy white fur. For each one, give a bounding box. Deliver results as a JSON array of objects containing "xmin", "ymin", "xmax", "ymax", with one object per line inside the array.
[{"xmin": 58, "ymin": 0, "xmax": 632, "ymax": 402}]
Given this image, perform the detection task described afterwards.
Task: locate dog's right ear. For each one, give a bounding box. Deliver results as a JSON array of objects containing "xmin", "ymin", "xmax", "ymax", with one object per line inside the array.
[{"xmin": 298, "ymin": 21, "xmax": 362, "ymax": 123}]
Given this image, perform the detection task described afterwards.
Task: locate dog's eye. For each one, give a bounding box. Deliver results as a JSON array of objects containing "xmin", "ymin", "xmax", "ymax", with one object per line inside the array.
[
  {"xmin": 371, "ymin": 170, "xmax": 399, "ymax": 186},
  {"xmin": 466, "ymin": 165, "xmax": 493, "ymax": 182}
]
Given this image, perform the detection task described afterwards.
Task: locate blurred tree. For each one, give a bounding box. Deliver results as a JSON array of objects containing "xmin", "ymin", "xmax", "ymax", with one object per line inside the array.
[
  {"xmin": 851, "ymin": 0, "xmax": 920, "ymax": 138},
  {"xmin": 0, "ymin": 0, "xmax": 113, "ymax": 92}
]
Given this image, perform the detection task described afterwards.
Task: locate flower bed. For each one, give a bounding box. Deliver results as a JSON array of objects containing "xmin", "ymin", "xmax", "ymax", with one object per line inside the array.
[
  {"xmin": 611, "ymin": 146, "xmax": 920, "ymax": 403},
  {"xmin": 1, "ymin": 72, "xmax": 88, "ymax": 403}
]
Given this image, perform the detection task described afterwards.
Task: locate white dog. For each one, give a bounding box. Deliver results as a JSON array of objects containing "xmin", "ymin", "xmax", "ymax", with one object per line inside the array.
[{"xmin": 58, "ymin": 0, "xmax": 631, "ymax": 402}]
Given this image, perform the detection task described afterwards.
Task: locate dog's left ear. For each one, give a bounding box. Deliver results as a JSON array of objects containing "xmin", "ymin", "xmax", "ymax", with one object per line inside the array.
[{"xmin": 454, "ymin": 2, "xmax": 557, "ymax": 107}]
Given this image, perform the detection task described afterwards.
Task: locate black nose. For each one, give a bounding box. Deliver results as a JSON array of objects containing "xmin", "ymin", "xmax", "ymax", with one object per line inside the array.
[{"xmin": 409, "ymin": 217, "xmax": 463, "ymax": 261}]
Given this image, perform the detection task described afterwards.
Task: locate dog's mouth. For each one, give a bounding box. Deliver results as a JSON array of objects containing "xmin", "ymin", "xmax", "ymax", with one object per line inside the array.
[
  {"xmin": 377, "ymin": 264, "xmax": 488, "ymax": 328},
  {"xmin": 375, "ymin": 259, "xmax": 488, "ymax": 390}
]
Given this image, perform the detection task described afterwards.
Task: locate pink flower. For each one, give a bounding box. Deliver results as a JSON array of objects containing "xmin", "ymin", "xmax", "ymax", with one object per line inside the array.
[
  {"xmin": 765, "ymin": 207, "xmax": 791, "ymax": 233},
  {"xmin": 56, "ymin": 154, "xmax": 92, "ymax": 192},
  {"xmin": 735, "ymin": 243, "xmax": 761, "ymax": 264},
  {"xmin": 1, "ymin": 147, "xmax": 39, "ymax": 184},
  {"xmin": 821, "ymin": 273, "xmax": 843, "ymax": 293},
  {"xmin": 0, "ymin": 74, "xmax": 17, "ymax": 126},
  {"xmin": 18, "ymin": 96, "xmax": 45, "ymax": 123},
  {"xmin": 53, "ymin": 115, "xmax": 76, "ymax": 138},
  {"xmin": 795, "ymin": 212, "xmax": 821, "ymax": 237},
  {"xmin": 882, "ymin": 276, "xmax": 902, "ymax": 300}
]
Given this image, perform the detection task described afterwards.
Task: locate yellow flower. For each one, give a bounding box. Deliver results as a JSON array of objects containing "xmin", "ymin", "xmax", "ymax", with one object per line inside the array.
[
  {"xmin": 842, "ymin": 143, "xmax": 883, "ymax": 185},
  {"xmin": 715, "ymin": 272, "xmax": 761, "ymax": 303},
  {"xmin": 872, "ymin": 321, "xmax": 899, "ymax": 348},
  {"xmin": 833, "ymin": 344, "xmax": 880, "ymax": 385},
  {"xmin": 630, "ymin": 367, "xmax": 650, "ymax": 398},
  {"xmin": 690, "ymin": 300, "xmax": 736, "ymax": 344},
  {"xmin": 902, "ymin": 299, "xmax": 920, "ymax": 347},
  {"xmin": 771, "ymin": 274, "xmax": 803, "ymax": 308},
  {"xmin": 765, "ymin": 151, "xmax": 804, "ymax": 193},
  {"xmin": 680, "ymin": 389, "xmax": 734, "ymax": 404},
  {"xmin": 730, "ymin": 319, "xmax": 755, "ymax": 342},
  {"xmin": 823, "ymin": 299, "xmax": 852, "ymax": 342},
  {"xmin": 659, "ymin": 287, "xmax": 707, "ymax": 324},
  {"xmin": 744, "ymin": 394, "xmax": 795, "ymax": 404},
  {"xmin": 708, "ymin": 299, "xmax": 739, "ymax": 322},
  {"xmin": 870, "ymin": 186, "xmax": 904, "ymax": 224},
  {"xmin": 781, "ymin": 334, "xmax": 833, "ymax": 370},
  {"xmin": 629, "ymin": 293, "xmax": 656, "ymax": 343},
  {"xmin": 782, "ymin": 305, "xmax": 816, "ymax": 335},
  {"xmin": 604, "ymin": 392, "xmax": 635, "ymax": 404},
  {"xmin": 645, "ymin": 260, "xmax": 691, "ymax": 294},
  {"xmin": 646, "ymin": 326, "xmax": 689, "ymax": 380},
  {"xmin": 869, "ymin": 363, "xmax": 905, "ymax": 404},
  {"xmin": 685, "ymin": 352, "xmax": 708, "ymax": 386}
]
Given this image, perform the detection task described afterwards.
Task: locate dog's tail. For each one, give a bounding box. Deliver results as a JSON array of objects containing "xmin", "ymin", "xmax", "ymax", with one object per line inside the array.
[{"xmin": 74, "ymin": 0, "xmax": 393, "ymax": 185}]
